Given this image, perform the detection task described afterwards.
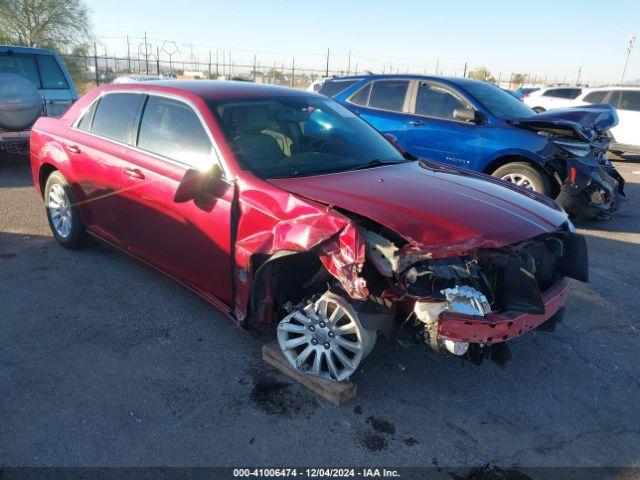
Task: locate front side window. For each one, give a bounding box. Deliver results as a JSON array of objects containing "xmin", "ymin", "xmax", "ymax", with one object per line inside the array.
[
  {"xmin": 137, "ymin": 96, "xmax": 212, "ymax": 168},
  {"xmin": 212, "ymin": 96, "xmax": 406, "ymax": 179},
  {"xmin": 91, "ymin": 93, "xmax": 144, "ymax": 144},
  {"xmin": 0, "ymin": 53, "xmax": 40, "ymax": 87},
  {"xmin": 583, "ymin": 91, "xmax": 609, "ymax": 104},
  {"xmin": 618, "ymin": 91, "xmax": 640, "ymax": 112},
  {"xmin": 414, "ymin": 83, "xmax": 470, "ymax": 120},
  {"xmin": 35, "ymin": 55, "xmax": 69, "ymax": 89},
  {"xmin": 367, "ymin": 80, "xmax": 409, "ymax": 111}
]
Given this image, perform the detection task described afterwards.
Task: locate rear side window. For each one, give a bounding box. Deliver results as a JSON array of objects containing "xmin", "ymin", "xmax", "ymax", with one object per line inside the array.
[
  {"xmin": 0, "ymin": 54, "xmax": 39, "ymax": 87},
  {"xmin": 91, "ymin": 93, "xmax": 144, "ymax": 144},
  {"xmin": 76, "ymin": 101, "xmax": 97, "ymax": 131},
  {"xmin": 618, "ymin": 91, "xmax": 640, "ymax": 112},
  {"xmin": 583, "ymin": 91, "xmax": 609, "ymax": 104},
  {"xmin": 137, "ymin": 96, "xmax": 212, "ymax": 168},
  {"xmin": 318, "ymin": 80, "xmax": 357, "ymax": 97},
  {"xmin": 35, "ymin": 55, "xmax": 69, "ymax": 89},
  {"xmin": 542, "ymin": 89, "xmax": 559, "ymax": 97},
  {"xmin": 367, "ymin": 80, "xmax": 409, "ymax": 112}
]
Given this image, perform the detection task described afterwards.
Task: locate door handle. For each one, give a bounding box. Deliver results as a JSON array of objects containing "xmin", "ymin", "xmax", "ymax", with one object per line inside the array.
[
  {"xmin": 410, "ymin": 121, "xmax": 425, "ymax": 127},
  {"xmin": 68, "ymin": 145, "xmax": 81, "ymax": 154},
  {"xmin": 124, "ymin": 167, "xmax": 145, "ymax": 180}
]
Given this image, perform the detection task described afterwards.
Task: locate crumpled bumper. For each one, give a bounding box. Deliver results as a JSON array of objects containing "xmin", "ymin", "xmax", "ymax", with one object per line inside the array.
[
  {"xmin": 437, "ymin": 277, "xmax": 571, "ymax": 344},
  {"xmin": 555, "ymin": 160, "xmax": 626, "ymax": 220}
]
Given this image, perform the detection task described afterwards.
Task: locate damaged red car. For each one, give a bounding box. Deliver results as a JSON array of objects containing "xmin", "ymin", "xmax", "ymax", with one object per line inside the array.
[{"xmin": 30, "ymin": 82, "xmax": 588, "ymax": 382}]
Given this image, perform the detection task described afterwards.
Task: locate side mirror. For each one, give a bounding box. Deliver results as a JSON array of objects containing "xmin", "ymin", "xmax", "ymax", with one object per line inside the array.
[
  {"xmin": 382, "ymin": 132, "xmax": 399, "ymax": 146},
  {"xmin": 453, "ymin": 108, "xmax": 478, "ymax": 123},
  {"xmin": 174, "ymin": 164, "xmax": 224, "ymax": 203}
]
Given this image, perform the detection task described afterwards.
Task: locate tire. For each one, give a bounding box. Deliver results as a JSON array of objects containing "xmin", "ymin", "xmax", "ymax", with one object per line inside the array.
[
  {"xmin": 532, "ymin": 107, "xmax": 546, "ymax": 113},
  {"xmin": 493, "ymin": 162, "xmax": 553, "ymax": 197},
  {"xmin": 44, "ymin": 171, "xmax": 88, "ymax": 249}
]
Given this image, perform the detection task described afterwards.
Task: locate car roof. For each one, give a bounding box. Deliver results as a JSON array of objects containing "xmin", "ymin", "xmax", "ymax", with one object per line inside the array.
[
  {"xmin": 324, "ymin": 74, "xmax": 491, "ymax": 88},
  {"xmin": 101, "ymin": 80, "xmax": 319, "ymax": 102},
  {"xmin": 582, "ymin": 85, "xmax": 640, "ymax": 91},
  {"xmin": 0, "ymin": 45, "xmax": 57, "ymax": 55}
]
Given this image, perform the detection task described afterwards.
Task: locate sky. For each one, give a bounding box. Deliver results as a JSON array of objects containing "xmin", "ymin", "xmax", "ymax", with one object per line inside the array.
[{"xmin": 85, "ymin": 0, "xmax": 640, "ymax": 85}]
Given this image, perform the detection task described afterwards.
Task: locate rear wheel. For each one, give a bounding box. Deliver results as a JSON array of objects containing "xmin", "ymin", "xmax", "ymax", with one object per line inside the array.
[
  {"xmin": 493, "ymin": 162, "xmax": 553, "ymax": 196},
  {"xmin": 44, "ymin": 171, "xmax": 88, "ymax": 249}
]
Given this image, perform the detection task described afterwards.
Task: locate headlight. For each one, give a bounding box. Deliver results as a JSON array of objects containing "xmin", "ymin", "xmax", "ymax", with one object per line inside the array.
[{"xmin": 553, "ymin": 139, "xmax": 591, "ymax": 157}]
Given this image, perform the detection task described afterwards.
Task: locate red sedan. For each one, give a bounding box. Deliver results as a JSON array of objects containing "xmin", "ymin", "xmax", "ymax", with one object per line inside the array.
[{"xmin": 30, "ymin": 81, "xmax": 588, "ymax": 382}]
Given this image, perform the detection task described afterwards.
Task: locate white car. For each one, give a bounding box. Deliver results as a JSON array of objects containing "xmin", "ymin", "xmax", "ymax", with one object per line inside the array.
[
  {"xmin": 523, "ymin": 86, "xmax": 583, "ymax": 112},
  {"xmin": 528, "ymin": 86, "xmax": 640, "ymax": 154}
]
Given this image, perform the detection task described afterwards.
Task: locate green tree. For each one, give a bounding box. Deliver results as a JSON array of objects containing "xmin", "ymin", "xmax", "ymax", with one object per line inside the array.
[
  {"xmin": 468, "ymin": 66, "xmax": 496, "ymax": 84},
  {"xmin": 0, "ymin": 0, "xmax": 91, "ymax": 50},
  {"xmin": 511, "ymin": 73, "xmax": 525, "ymax": 88}
]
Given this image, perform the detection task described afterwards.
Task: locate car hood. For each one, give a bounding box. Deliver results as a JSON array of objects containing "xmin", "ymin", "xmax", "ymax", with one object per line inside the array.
[
  {"xmin": 509, "ymin": 104, "xmax": 618, "ymax": 142},
  {"xmin": 270, "ymin": 161, "xmax": 568, "ymax": 256}
]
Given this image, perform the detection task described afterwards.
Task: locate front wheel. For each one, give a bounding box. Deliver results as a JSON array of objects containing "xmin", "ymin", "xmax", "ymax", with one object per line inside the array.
[
  {"xmin": 44, "ymin": 171, "xmax": 88, "ymax": 249},
  {"xmin": 493, "ymin": 162, "xmax": 553, "ymax": 197}
]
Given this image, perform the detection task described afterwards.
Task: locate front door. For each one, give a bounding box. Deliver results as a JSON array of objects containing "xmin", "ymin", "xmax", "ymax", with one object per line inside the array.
[
  {"xmin": 403, "ymin": 80, "xmax": 482, "ymax": 169},
  {"xmin": 118, "ymin": 95, "xmax": 234, "ymax": 305}
]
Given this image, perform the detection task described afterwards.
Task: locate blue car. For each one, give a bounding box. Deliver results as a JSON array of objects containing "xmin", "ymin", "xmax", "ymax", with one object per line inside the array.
[{"xmin": 320, "ymin": 75, "xmax": 625, "ymax": 219}]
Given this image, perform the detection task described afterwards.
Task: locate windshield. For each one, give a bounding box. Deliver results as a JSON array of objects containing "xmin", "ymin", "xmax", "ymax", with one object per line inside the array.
[
  {"xmin": 210, "ymin": 96, "xmax": 406, "ymax": 178},
  {"xmin": 463, "ymin": 81, "xmax": 536, "ymax": 119}
]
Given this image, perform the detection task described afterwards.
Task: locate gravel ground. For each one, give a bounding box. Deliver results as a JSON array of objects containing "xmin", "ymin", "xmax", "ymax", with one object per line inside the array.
[{"xmin": 1, "ymin": 153, "xmax": 639, "ymax": 475}]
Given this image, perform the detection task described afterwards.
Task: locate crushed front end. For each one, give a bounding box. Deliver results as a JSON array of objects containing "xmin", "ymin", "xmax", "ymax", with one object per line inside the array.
[
  {"xmin": 512, "ymin": 104, "xmax": 626, "ymax": 220},
  {"xmin": 361, "ymin": 222, "xmax": 588, "ymax": 364}
]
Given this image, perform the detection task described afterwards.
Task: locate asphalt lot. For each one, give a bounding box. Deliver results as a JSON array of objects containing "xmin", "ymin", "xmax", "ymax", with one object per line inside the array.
[{"xmin": 1, "ymin": 153, "xmax": 639, "ymax": 475}]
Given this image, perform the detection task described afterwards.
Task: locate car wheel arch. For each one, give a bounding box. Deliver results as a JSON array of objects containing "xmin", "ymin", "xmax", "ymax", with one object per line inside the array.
[
  {"xmin": 39, "ymin": 163, "xmax": 58, "ymax": 198},
  {"xmin": 484, "ymin": 155, "xmax": 560, "ymax": 196},
  {"xmin": 246, "ymin": 250, "xmax": 331, "ymax": 330}
]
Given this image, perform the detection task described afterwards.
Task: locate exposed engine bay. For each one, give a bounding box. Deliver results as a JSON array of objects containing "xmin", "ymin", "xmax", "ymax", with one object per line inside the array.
[{"xmin": 262, "ymin": 214, "xmax": 587, "ymax": 382}]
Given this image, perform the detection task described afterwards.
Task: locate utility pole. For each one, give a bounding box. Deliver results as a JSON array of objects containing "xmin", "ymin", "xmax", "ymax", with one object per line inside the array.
[
  {"xmin": 208, "ymin": 50, "xmax": 212, "ymax": 79},
  {"xmin": 325, "ymin": 48, "xmax": 330, "ymax": 77},
  {"xmin": 463, "ymin": 62, "xmax": 468, "ymax": 78},
  {"xmin": 291, "ymin": 57, "xmax": 295, "ymax": 87},
  {"xmin": 144, "ymin": 31, "xmax": 149, "ymax": 74},
  {"xmin": 435, "ymin": 58, "xmax": 439, "ymax": 75},
  {"xmin": 126, "ymin": 35, "xmax": 131, "ymax": 73},
  {"xmin": 156, "ymin": 46, "xmax": 160, "ymax": 75},
  {"xmin": 621, "ymin": 35, "xmax": 637, "ymax": 85},
  {"xmin": 253, "ymin": 54, "xmax": 257, "ymax": 82},
  {"xmin": 216, "ymin": 49, "xmax": 219, "ymax": 78},
  {"xmin": 576, "ymin": 66, "xmax": 582, "ymax": 85},
  {"xmin": 93, "ymin": 41, "xmax": 99, "ymax": 86},
  {"xmin": 347, "ymin": 50, "xmax": 351, "ymax": 75},
  {"xmin": 355, "ymin": 62, "xmax": 358, "ymax": 75}
]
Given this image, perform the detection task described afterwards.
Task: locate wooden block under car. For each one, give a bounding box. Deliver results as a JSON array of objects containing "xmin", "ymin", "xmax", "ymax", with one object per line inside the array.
[{"xmin": 261, "ymin": 341, "xmax": 357, "ymax": 406}]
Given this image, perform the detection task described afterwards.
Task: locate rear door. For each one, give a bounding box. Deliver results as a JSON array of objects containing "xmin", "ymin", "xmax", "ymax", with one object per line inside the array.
[
  {"xmin": 403, "ymin": 80, "xmax": 482, "ymax": 168},
  {"xmin": 118, "ymin": 94, "xmax": 234, "ymax": 304},
  {"xmin": 612, "ymin": 90, "xmax": 640, "ymax": 146},
  {"xmin": 67, "ymin": 92, "xmax": 144, "ymax": 245},
  {"xmin": 346, "ymin": 79, "xmax": 411, "ymax": 146}
]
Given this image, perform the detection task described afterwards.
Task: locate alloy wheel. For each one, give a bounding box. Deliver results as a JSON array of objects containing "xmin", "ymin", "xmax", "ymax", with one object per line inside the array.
[
  {"xmin": 500, "ymin": 173, "xmax": 536, "ymax": 191},
  {"xmin": 277, "ymin": 292, "xmax": 376, "ymax": 382},
  {"xmin": 48, "ymin": 183, "xmax": 73, "ymax": 238}
]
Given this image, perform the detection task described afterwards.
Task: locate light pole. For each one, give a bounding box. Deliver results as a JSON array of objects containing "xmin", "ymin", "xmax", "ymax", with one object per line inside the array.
[{"xmin": 621, "ymin": 35, "xmax": 637, "ymax": 86}]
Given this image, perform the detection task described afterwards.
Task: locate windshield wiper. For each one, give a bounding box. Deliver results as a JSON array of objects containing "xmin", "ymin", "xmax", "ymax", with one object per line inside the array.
[{"xmin": 344, "ymin": 158, "xmax": 408, "ymax": 172}]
